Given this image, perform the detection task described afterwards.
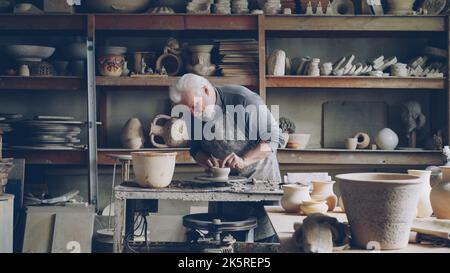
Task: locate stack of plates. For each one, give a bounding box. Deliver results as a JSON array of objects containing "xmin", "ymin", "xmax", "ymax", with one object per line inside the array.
[
  {"xmin": 216, "ymin": 39, "xmax": 259, "ymax": 76},
  {"xmin": 11, "ymin": 116, "xmax": 84, "ymax": 150}
]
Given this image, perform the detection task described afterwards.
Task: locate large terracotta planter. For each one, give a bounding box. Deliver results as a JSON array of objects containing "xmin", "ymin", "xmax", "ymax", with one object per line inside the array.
[
  {"xmin": 336, "ymin": 173, "xmax": 421, "ymax": 250},
  {"xmin": 430, "ymin": 166, "xmax": 450, "ymax": 219},
  {"xmin": 131, "ymin": 152, "xmax": 177, "ymax": 188}
]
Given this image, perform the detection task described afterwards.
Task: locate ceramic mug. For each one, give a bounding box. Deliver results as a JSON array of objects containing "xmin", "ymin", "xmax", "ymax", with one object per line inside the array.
[{"xmin": 345, "ymin": 137, "xmax": 358, "ymax": 150}]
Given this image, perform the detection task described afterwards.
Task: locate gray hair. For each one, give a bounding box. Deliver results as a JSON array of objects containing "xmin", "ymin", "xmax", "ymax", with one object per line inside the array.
[{"xmin": 169, "ymin": 73, "xmax": 212, "ymax": 103}]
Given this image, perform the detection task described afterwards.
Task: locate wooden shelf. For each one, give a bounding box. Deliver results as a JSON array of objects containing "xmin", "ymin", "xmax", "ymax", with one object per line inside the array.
[
  {"xmin": 266, "ymin": 76, "xmax": 445, "ymax": 89},
  {"xmin": 98, "ymin": 148, "xmax": 193, "ymax": 165},
  {"xmin": 0, "ymin": 14, "xmax": 86, "ymax": 31},
  {"xmin": 94, "ymin": 14, "xmax": 258, "ymax": 31},
  {"xmin": 277, "ymin": 149, "xmax": 444, "ymax": 166},
  {"xmin": 265, "ymin": 15, "xmax": 445, "ymax": 32},
  {"xmin": 0, "ymin": 76, "xmax": 84, "ymax": 90},
  {"xmin": 96, "ymin": 76, "xmax": 258, "ymax": 87},
  {"xmin": 3, "ymin": 149, "xmax": 87, "ymax": 165}
]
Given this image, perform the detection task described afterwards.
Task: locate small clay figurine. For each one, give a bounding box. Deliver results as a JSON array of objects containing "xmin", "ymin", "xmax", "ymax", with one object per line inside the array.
[{"xmin": 306, "ymin": 1, "xmax": 313, "ymax": 15}]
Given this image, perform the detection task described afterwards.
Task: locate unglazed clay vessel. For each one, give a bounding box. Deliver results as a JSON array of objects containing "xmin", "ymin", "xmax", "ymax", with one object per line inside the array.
[
  {"xmin": 185, "ymin": 45, "xmax": 216, "ymax": 76},
  {"xmin": 336, "ymin": 173, "xmax": 421, "ymax": 250},
  {"xmin": 300, "ymin": 200, "xmax": 329, "ymax": 215},
  {"xmin": 132, "ymin": 152, "xmax": 177, "ymax": 188},
  {"xmin": 354, "ymin": 132, "xmax": 370, "ymax": 149},
  {"xmin": 120, "ymin": 118, "xmax": 145, "ymax": 149},
  {"xmin": 287, "ymin": 134, "xmax": 310, "ymax": 150},
  {"xmin": 281, "ymin": 184, "xmax": 311, "ymax": 213},
  {"xmin": 267, "ymin": 49, "xmax": 286, "ymax": 76},
  {"xmin": 211, "ymin": 167, "xmax": 231, "ymax": 178},
  {"xmin": 149, "ymin": 114, "xmax": 189, "ymax": 148},
  {"xmin": 408, "ymin": 170, "xmax": 433, "ymax": 218},
  {"xmin": 311, "ymin": 180, "xmax": 337, "ymax": 211},
  {"xmin": 345, "ymin": 138, "xmax": 357, "ymax": 150},
  {"xmin": 375, "ymin": 128, "xmax": 399, "ymax": 150},
  {"xmin": 430, "ymin": 166, "xmax": 450, "ymax": 219}
]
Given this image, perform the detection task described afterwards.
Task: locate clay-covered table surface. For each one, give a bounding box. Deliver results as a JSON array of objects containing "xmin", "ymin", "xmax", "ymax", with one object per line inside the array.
[{"xmin": 264, "ymin": 206, "xmax": 450, "ymax": 253}]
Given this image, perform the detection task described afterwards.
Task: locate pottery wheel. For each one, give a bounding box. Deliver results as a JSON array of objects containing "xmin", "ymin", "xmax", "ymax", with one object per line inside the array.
[{"xmin": 193, "ymin": 175, "xmax": 250, "ymax": 183}]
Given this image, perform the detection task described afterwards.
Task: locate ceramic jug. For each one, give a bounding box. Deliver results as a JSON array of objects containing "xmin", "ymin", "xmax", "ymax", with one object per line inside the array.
[
  {"xmin": 281, "ymin": 184, "xmax": 311, "ymax": 213},
  {"xmin": 408, "ymin": 170, "xmax": 433, "ymax": 218},
  {"xmin": 311, "ymin": 180, "xmax": 337, "ymax": 211},
  {"xmin": 430, "ymin": 166, "xmax": 450, "ymax": 219},
  {"xmin": 149, "ymin": 114, "xmax": 189, "ymax": 148}
]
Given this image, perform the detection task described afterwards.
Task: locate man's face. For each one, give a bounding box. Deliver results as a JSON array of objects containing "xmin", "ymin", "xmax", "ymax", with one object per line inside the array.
[{"xmin": 180, "ymin": 86, "xmax": 216, "ymax": 121}]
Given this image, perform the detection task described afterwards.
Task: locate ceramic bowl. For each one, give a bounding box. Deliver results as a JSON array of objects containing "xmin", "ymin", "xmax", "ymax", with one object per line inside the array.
[
  {"xmin": 4, "ymin": 45, "xmax": 55, "ymax": 62},
  {"xmin": 132, "ymin": 152, "xmax": 177, "ymax": 188},
  {"xmin": 300, "ymin": 200, "xmax": 329, "ymax": 215},
  {"xmin": 97, "ymin": 46, "xmax": 127, "ymax": 56},
  {"xmin": 287, "ymin": 133, "xmax": 310, "ymax": 150},
  {"xmin": 188, "ymin": 44, "xmax": 214, "ymax": 53},
  {"xmin": 336, "ymin": 173, "xmax": 421, "ymax": 250},
  {"xmin": 211, "ymin": 167, "xmax": 231, "ymax": 178},
  {"xmin": 84, "ymin": 0, "xmax": 151, "ymax": 13}
]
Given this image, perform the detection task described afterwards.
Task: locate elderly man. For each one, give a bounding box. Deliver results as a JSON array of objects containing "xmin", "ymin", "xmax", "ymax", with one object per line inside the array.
[{"xmin": 170, "ymin": 73, "xmax": 283, "ymax": 242}]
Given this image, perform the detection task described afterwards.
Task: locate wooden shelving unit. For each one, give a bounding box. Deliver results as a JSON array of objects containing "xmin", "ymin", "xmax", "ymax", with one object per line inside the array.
[
  {"xmin": 265, "ymin": 76, "xmax": 445, "ymax": 89},
  {"xmin": 0, "ymin": 76, "xmax": 83, "ymax": 90},
  {"xmin": 3, "ymin": 149, "xmax": 87, "ymax": 165}
]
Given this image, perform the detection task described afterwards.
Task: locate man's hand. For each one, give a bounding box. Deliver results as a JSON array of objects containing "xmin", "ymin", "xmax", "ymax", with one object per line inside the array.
[
  {"xmin": 221, "ymin": 152, "xmax": 246, "ymax": 170},
  {"xmin": 195, "ymin": 152, "xmax": 221, "ymax": 169}
]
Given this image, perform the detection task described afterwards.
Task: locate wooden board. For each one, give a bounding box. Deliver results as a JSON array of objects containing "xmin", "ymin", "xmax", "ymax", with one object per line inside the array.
[{"xmin": 323, "ymin": 101, "xmax": 387, "ymax": 148}]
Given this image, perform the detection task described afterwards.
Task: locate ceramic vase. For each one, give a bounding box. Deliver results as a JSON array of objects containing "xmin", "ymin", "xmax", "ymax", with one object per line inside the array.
[
  {"xmin": 120, "ymin": 118, "xmax": 145, "ymax": 149},
  {"xmin": 186, "ymin": 45, "xmax": 216, "ymax": 76},
  {"xmin": 311, "ymin": 180, "xmax": 337, "ymax": 211},
  {"xmin": 336, "ymin": 173, "xmax": 421, "ymax": 250},
  {"xmin": 281, "ymin": 184, "xmax": 311, "ymax": 213},
  {"xmin": 430, "ymin": 166, "xmax": 450, "ymax": 219},
  {"xmin": 267, "ymin": 49, "xmax": 286, "ymax": 76},
  {"xmin": 408, "ymin": 170, "xmax": 433, "ymax": 218},
  {"xmin": 375, "ymin": 128, "xmax": 399, "ymax": 150},
  {"xmin": 98, "ymin": 55, "xmax": 124, "ymax": 77}
]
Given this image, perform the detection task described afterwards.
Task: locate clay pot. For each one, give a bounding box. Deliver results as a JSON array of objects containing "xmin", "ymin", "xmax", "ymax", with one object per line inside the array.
[
  {"xmin": 98, "ymin": 55, "xmax": 124, "ymax": 77},
  {"xmin": 311, "ymin": 180, "xmax": 337, "ymax": 211},
  {"xmin": 354, "ymin": 132, "xmax": 370, "ymax": 149},
  {"xmin": 336, "ymin": 173, "xmax": 421, "ymax": 250},
  {"xmin": 386, "ymin": 0, "xmax": 414, "ymax": 15},
  {"xmin": 120, "ymin": 118, "xmax": 145, "ymax": 149},
  {"xmin": 430, "ymin": 166, "xmax": 450, "ymax": 219},
  {"xmin": 149, "ymin": 114, "xmax": 190, "ymax": 148},
  {"xmin": 345, "ymin": 137, "xmax": 357, "ymax": 150},
  {"xmin": 375, "ymin": 128, "xmax": 399, "ymax": 150},
  {"xmin": 186, "ymin": 45, "xmax": 216, "ymax": 76},
  {"xmin": 131, "ymin": 152, "xmax": 177, "ymax": 188},
  {"xmin": 408, "ymin": 170, "xmax": 433, "ymax": 218},
  {"xmin": 267, "ymin": 49, "xmax": 286, "ymax": 76},
  {"xmin": 211, "ymin": 167, "xmax": 231, "ymax": 178},
  {"xmin": 287, "ymin": 133, "xmax": 310, "ymax": 150},
  {"xmin": 300, "ymin": 200, "xmax": 329, "ymax": 215},
  {"xmin": 281, "ymin": 184, "xmax": 311, "ymax": 213}
]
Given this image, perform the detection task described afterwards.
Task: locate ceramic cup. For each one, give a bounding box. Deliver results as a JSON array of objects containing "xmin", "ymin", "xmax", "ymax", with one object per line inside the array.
[
  {"xmin": 211, "ymin": 167, "xmax": 231, "ymax": 178},
  {"xmin": 345, "ymin": 137, "xmax": 358, "ymax": 150}
]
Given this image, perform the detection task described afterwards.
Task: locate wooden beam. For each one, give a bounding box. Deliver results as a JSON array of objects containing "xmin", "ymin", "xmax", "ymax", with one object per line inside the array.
[
  {"xmin": 184, "ymin": 14, "xmax": 258, "ymax": 30},
  {"xmin": 96, "ymin": 76, "xmax": 258, "ymax": 87},
  {"xmin": 94, "ymin": 14, "xmax": 185, "ymax": 30},
  {"xmin": 0, "ymin": 76, "xmax": 83, "ymax": 91},
  {"xmin": 258, "ymin": 14, "xmax": 267, "ymax": 102},
  {"xmin": 0, "ymin": 14, "xmax": 86, "ymax": 31}
]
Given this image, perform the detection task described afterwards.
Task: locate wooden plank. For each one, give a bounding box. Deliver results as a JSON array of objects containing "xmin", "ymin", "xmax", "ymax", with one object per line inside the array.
[
  {"xmin": 266, "ymin": 76, "xmax": 445, "ymax": 89},
  {"xmin": 95, "ymin": 14, "xmax": 185, "ymax": 30},
  {"xmin": 98, "ymin": 148, "xmax": 194, "ymax": 165},
  {"xmin": 0, "ymin": 76, "xmax": 83, "ymax": 91},
  {"xmin": 2, "ymin": 150, "xmax": 86, "ymax": 165},
  {"xmin": 277, "ymin": 149, "xmax": 444, "ymax": 166},
  {"xmin": 258, "ymin": 14, "xmax": 267, "ymax": 101},
  {"xmin": 0, "ymin": 15, "xmax": 86, "ymax": 31},
  {"xmin": 265, "ymin": 15, "xmax": 445, "ymax": 32},
  {"xmin": 96, "ymin": 76, "xmax": 258, "ymax": 87},
  {"xmin": 447, "ymin": 16, "xmax": 450, "ymax": 144},
  {"xmin": 184, "ymin": 15, "xmax": 258, "ymax": 30}
]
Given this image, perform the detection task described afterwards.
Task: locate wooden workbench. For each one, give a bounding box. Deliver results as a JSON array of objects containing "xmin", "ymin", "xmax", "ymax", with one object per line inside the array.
[
  {"xmin": 113, "ymin": 181, "xmax": 283, "ymax": 253},
  {"xmin": 265, "ymin": 206, "xmax": 450, "ymax": 253}
]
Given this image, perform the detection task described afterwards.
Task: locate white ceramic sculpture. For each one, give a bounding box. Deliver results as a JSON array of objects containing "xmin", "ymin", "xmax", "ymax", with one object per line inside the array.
[{"xmin": 375, "ymin": 128, "xmax": 399, "ymax": 150}]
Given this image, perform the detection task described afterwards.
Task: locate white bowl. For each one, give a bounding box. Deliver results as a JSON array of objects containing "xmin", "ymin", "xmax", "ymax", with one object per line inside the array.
[
  {"xmin": 5, "ymin": 45, "xmax": 55, "ymax": 62},
  {"xmin": 132, "ymin": 152, "xmax": 177, "ymax": 188}
]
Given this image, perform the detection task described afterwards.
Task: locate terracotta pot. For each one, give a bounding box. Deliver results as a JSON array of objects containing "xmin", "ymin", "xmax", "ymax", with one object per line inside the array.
[
  {"xmin": 336, "ymin": 173, "xmax": 421, "ymax": 250},
  {"xmin": 287, "ymin": 133, "xmax": 310, "ymax": 150},
  {"xmin": 149, "ymin": 114, "xmax": 189, "ymax": 148},
  {"xmin": 281, "ymin": 184, "xmax": 311, "ymax": 213},
  {"xmin": 311, "ymin": 180, "xmax": 337, "ymax": 211},
  {"xmin": 131, "ymin": 152, "xmax": 177, "ymax": 188},
  {"xmin": 430, "ymin": 166, "xmax": 450, "ymax": 219},
  {"xmin": 386, "ymin": 0, "xmax": 414, "ymax": 15},
  {"xmin": 98, "ymin": 55, "xmax": 124, "ymax": 77},
  {"xmin": 408, "ymin": 170, "xmax": 433, "ymax": 218},
  {"xmin": 375, "ymin": 128, "xmax": 399, "ymax": 150}
]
